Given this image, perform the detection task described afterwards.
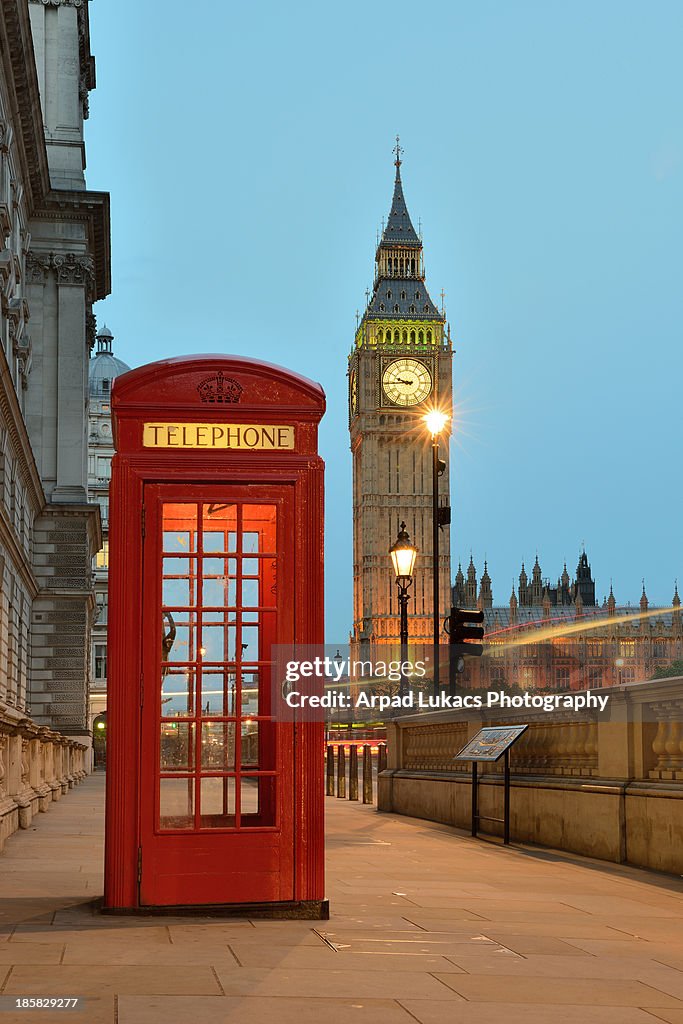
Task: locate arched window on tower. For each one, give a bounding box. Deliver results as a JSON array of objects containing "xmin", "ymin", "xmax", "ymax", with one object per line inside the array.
[
  {"xmin": 394, "ymin": 329, "xmax": 400, "ymax": 343},
  {"xmin": 418, "ymin": 330, "xmax": 424, "ymax": 344},
  {"xmin": 402, "ymin": 329, "xmax": 407, "ymax": 343},
  {"xmin": 410, "ymin": 329, "xmax": 416, "ymax": 344},
  {"xmin": 426, "ymin": 329, "xmax": 432, "ymax": 343},
  {"xmin": 411, "ymin": 258, "xmax": 416, "ymax": 275}
]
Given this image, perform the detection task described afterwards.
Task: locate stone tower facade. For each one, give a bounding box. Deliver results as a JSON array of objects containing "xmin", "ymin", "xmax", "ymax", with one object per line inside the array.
[{"xmin": 349, "ymin": 149, "xmax": 453, "ymax": 647}]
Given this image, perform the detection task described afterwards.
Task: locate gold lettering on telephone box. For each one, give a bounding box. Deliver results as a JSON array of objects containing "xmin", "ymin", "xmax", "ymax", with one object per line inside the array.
[{"xmin": 143, "ymin": 423, "xmax": 296, "ymax": 450}]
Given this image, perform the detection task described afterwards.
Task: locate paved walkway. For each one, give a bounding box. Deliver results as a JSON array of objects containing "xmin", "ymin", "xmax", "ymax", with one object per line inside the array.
[{"xmin": 1, "ymin": 774, "xmax": 683, "ymax": 1023}]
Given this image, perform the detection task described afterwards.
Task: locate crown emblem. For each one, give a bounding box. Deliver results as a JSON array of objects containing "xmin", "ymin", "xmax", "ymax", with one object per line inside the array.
[{"xmin": 197, "ymin": 372, "xmax": 242, "ymax": 404}]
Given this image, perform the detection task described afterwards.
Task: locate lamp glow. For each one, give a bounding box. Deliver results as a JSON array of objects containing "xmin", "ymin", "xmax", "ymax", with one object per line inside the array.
[
  {"xmin": 390, "ymin": 522, "xmax": 418, "ymax": 581},
  {"xmin": 424, "ymin": 409, "xmax": 449, "ymax": 436}
]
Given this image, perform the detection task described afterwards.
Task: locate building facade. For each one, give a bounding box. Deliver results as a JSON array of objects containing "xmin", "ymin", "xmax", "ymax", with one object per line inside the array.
[
  {"xmin": 87, "ymin": 327, "xmax": 129, "ymax": 731},
  {"xmin": 453, "ymin": 553, "xmax": 683, "ymax": 690},
  {"xmin": 0, "ymin": 0, "xmax": 110, "ymax": 787},
  {"xmin": 349, "ymin": 149, "xmax": 452, "ymax": 647}
]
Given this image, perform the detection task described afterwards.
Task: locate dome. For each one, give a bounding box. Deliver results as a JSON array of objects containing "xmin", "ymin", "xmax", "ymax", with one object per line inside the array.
[{"xmin": 89, "ymin": 325, "xmax": 130, "ymax": 399}]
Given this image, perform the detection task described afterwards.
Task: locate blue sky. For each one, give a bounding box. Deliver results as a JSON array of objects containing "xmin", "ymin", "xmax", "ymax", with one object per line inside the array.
[{"xmin": 85, "ymin": 0, "xmax": 683, "ymax": 638}]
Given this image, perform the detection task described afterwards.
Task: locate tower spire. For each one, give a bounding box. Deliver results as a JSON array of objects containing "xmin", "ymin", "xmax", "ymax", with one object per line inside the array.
[{"xmin": 393, "ymin": 134, "xmax": 403, "ymax": 171}]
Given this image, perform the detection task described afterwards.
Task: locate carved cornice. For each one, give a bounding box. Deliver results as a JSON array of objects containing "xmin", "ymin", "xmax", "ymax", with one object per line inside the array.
[
  {"xmin": 34, "ymin": 191, "xmax": 111, "ymax": 300},
  {"xmin": 25, "ymin": 249, "xmax": 95, "ymax": 297}
]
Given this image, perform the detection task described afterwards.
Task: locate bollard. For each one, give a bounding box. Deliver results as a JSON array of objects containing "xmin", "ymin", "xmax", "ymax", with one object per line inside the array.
[
  {"xmin": 349, "ymin": 745, "xmax": 359, "ymax": 801},
  {"xmin": 378, "ymin": 742, "xmax": 387, "ymax": 775},
  {"xmin": 326, "ymin": 744, "xmax": 335, "ymax": 796},
  {"xmin": 362, "ymin": 744, "xmax": 373, "ymax": 804},
  {"xmin": 336, "ymin": 744, "xmax": 346, "ymax": 798}
]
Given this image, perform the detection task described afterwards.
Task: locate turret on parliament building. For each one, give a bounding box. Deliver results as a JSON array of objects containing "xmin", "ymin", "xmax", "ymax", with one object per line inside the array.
[{"xmin": 349, "ymin": 145, "xmax": 452, "ymax": 648}]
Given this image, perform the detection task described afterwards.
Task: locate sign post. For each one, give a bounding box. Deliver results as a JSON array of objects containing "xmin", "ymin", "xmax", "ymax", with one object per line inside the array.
[{"xmin": 454, "ymin": 725, "xmax": 528, "ymax": 845}]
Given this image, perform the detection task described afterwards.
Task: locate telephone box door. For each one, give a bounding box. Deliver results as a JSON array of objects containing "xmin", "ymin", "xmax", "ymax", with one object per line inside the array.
[{"xmin": 139, "ymin": 484, "xmax": 294, "ymax": 906}]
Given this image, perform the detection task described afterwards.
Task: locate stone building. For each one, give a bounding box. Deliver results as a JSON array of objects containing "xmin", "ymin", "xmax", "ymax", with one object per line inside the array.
[
  {"xmin": 453, "ymin": 553, "xmax": 683, "ymax": 690},
  {"xmin": 87, "ymin": 326, "xmax": 129, "ymax": 731},
  {"xmin": 349, "ymin": 147, "xmax": 452, "ymax": 647},
  {"xmin": 0, "ymin": 0, "xmax": 110, "ymax": 791}
]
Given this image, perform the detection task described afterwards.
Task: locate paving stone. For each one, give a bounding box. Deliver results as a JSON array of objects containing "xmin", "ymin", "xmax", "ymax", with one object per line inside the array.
[
  {"xmin": 117, "ymin": 996, "xmax": 415, "ymax": 1024},
  {"xmin": 432, "ymin": 974, "xmax": 683, "ymax": 1007},
  {"xmin": 3, "ymin": 965, "xmax": 222, "ymax": 996},
  {"xmin": 399, "ymin": 1002, "xmax": 662, "ymax": 1024}
]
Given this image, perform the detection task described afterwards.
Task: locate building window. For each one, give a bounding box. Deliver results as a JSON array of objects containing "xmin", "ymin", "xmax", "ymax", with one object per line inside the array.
[
  {"xmin": 97, "ymin": 456, "xmax": 111, "ymax": 480},
  {"xmin": 556, "ymin": 668, "xmax": 570, "ymax": 689},
  {"xmin": 95, "ymin": 540, "xmax": 109, "ymax": 569},
  {"xmin": 587, "ymin": 641, "xmax": 603, "ymax": 657},
  {"xmin": 619, "ymin": 640, "xmax": 636, "ymax": 658},
  {"xmin": 101, "ymin": 379, "xmax": 110, "ymax": 393},
  {"xmin": 94, "ymin": 643, "xmax": 107, "ymax": 681}
]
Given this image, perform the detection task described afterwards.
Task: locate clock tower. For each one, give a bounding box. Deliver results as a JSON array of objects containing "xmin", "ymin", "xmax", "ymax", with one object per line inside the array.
[{"xmin": 349, "ymin": 146, "xmax": 453, "ymax": 648}]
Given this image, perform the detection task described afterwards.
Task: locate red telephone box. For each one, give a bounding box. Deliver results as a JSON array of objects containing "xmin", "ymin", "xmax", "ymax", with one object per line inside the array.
[{"xmin": 103, "ymin": 355, "xmax": 326, "ymax": 916}]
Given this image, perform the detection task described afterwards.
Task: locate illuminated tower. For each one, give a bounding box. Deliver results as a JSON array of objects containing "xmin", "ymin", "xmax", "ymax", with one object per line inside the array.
[{"xmin": 348, "ymin": 142, "xmax": 453, "ymax": 647}]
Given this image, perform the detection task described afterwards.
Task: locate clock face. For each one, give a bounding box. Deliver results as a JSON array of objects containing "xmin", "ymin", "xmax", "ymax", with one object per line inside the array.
[
  {"xmin": 382, "ymin": 358, "xmax": 432, "ymax": 407},
  {"xmin": 350, "ymin": 369, "xmax": 358, "ymax": 415}
]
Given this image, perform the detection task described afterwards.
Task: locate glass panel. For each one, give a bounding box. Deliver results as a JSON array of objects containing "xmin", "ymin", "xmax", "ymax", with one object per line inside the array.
[
  {"xmin": 243, "ymin": 558, "xmax": 259, "ymax": 576},
  {"xmin": 202, "ymin": 558, "xmax": 235, "ymax": 606},
  {"xmin": 242, "ymin": 578, "xmax": 259, "ymax": 608},
  {"xmin": 240, "ymin": 776, "xmax": 260, "ymax": 815},
  {"xmin": 243, "ymin": 505, "xmax": 277, "ymax": 553},
  {"xmin": 201, "ymin": 624, "xmax": 236, "ymax": 661},
  {"xmin": 241, "ymin": 721, "xmax": 259, "ymax": 767},
  {"xmin": 163, "ymin": 503, "xmax": 197, "ymax": 552},
  {"xmin": 201, "ymin": 668, "xmax": 238, "ymax": 716},
  {"xmin": 163, "ymin": 558, "xmax": 196, "ymax": 607},
  {"xmin": 201, "ymin": 721, "xmax": 236, "ymax": 770},
  {"xmin": 240, "ymin": 624, "xmax": 259, "ymax": 660},
  {"xmin": 162, "ymin": 611, "xmax": 197, "ymax": 663},
  {"xmin": 160, "ymin": 722, "xmax": 194, "ymax": 771},
  {"xmin": 200, "ymin": 776, "xmax": 235, "ymax": 827},
  {"xmin": 202, "ymin": 503, "xmax": 237, "ymax": 553},
  {"xmin": 241, "ymin": 669, "xmax": 259, "ymax": 715},
  {"xmin": 243, "ymin": 531, "xmax": 259, "ymax": 553},
  {"xmin": 161, "ymin": 667, "xmax": 195, "ymax": 717},
  {"xmin": 159, "ymin": 777, "xmax": 194, "ymax": 830}
]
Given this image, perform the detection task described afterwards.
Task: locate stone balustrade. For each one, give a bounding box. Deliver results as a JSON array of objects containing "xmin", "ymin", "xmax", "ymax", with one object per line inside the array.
[
  {"xmin": 379, "ymin": 677, "xmax": 683, "ymax": 874},
  {"xmin": 0, "ymin": 707, "xmax": 87, "ymax": 853}
]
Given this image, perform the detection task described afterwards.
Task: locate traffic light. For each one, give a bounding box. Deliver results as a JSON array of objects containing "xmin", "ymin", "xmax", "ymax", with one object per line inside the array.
[{"xmin": 446, "ymin": 606, "xmax": 485, "ymax": 658}]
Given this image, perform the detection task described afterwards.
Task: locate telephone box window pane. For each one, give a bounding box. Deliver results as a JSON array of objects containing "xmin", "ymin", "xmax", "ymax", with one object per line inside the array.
[
  {"xmin": 162, "ymin": 667, "xmax": 195, "ymax": 717},
  {"xmin": 241, "ymin": 722, "xmax": 259, "ymax": 767},
  {"xmin": 159, "ymin": 777, "xmax": 194, "ymax": 830},
  {"xmin": 243, "ymin": 558, "xmax": 259, "ymax": 576},
  {"xmin": 241, "ymin": 625, "xmax": 259, "ymax": 660},
  {"xmin": 160, "ymin": 722, "xmax": 194, "ymax": 771},
  {"xmin": 202, "ymin": 504, "xmax": 237, "ymax": 549},
  {"xmin": 162, "ymin": 611, "xmax": 196, "ymax": 663},
  {"xmin": 201, "ymin": 722, "xmax": 236, "ymax": 770},
  {"xmin": 240, "ymin": 776, "xmax": 276, "ymax": 826},
  {"xmin": 242, "ymin": 579, "xmax": 259, "ymax": 608},
  {"xmin": 200, "ymin": 777, "xmax": 235, "ymax": 827},
  {"xmin": 201, "ymin": 669, "xmax": 237, "ymax": 716},
  {"xmin": 163, "ymin": 558, "xmax": 196, "ymax": 607},
  {"xmin": 202, "ymin": 624, "xmax": 236, "ymax": 662},
  {"xmin": 163, "ymin": 504, "xmax": 197, "ymax": 552},
  {"xmin": 243, "ymin": 505, "xmax": 277, "ymax": 553},
  {"xmin": 241, "ymin": 776, "xmax": 259, "ymax": 815},
  {"xmin": 241, "ymin": 670, "xmax": 259, "ymax": 715},
  {"xmin": 243, "ymin": 531, "xmax": 259, "ymax": 553},
  {"xmin": 202, "ymin": 559, "xmax": 235, "ymax": 607}
]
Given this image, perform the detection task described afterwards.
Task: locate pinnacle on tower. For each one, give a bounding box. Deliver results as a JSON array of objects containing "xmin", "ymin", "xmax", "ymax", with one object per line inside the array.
[
  {"xmin": 380, "ymin": 136, "xmax": 420, "ymax": 246},
  {"xmin": 640, "ymin": 582, "xmax": 649, "ymax": 612}
]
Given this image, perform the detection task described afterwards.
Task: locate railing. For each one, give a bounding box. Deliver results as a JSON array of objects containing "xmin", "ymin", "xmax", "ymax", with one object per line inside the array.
[
  {"xmin": 325, "ymin": 743, "xmax": 387, "ymax": 805},
  {"xmin": 378, "ymin": 677, "xmax": 683, "ymax": 874},
  {"xmin": 0, "ymin": 714, "xmax": 88, "ymax": 852}
]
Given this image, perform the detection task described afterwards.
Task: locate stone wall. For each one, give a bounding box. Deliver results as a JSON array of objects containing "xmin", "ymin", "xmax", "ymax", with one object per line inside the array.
[
  {"xmin": 0, "ymin": 705, "xmax": 87, "ymax": 853},
  {"xmin": 378, "ymin": 677, "xmax": 683, "ymax": 874}
]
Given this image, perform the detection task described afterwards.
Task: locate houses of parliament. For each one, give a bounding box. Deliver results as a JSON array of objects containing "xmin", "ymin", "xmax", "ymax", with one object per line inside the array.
[{"xmin": 454, "ymin": 550, "xmax": 683, "ymax": 691}]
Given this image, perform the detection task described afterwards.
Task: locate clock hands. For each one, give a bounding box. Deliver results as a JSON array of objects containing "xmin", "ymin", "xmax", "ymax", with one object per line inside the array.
[{"xmin": 397, "ymin": 377, "xmax": 414, "ymax": 386}]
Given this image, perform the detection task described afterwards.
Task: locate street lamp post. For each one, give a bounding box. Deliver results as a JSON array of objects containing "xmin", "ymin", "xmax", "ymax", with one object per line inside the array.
[
  {"xmin": 425, "ymin": 410, "xmax": 449, "ymax": 695},
  {"xmin": 390, "ymin": 522, "xmax": 418, "ymax": 696}
]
